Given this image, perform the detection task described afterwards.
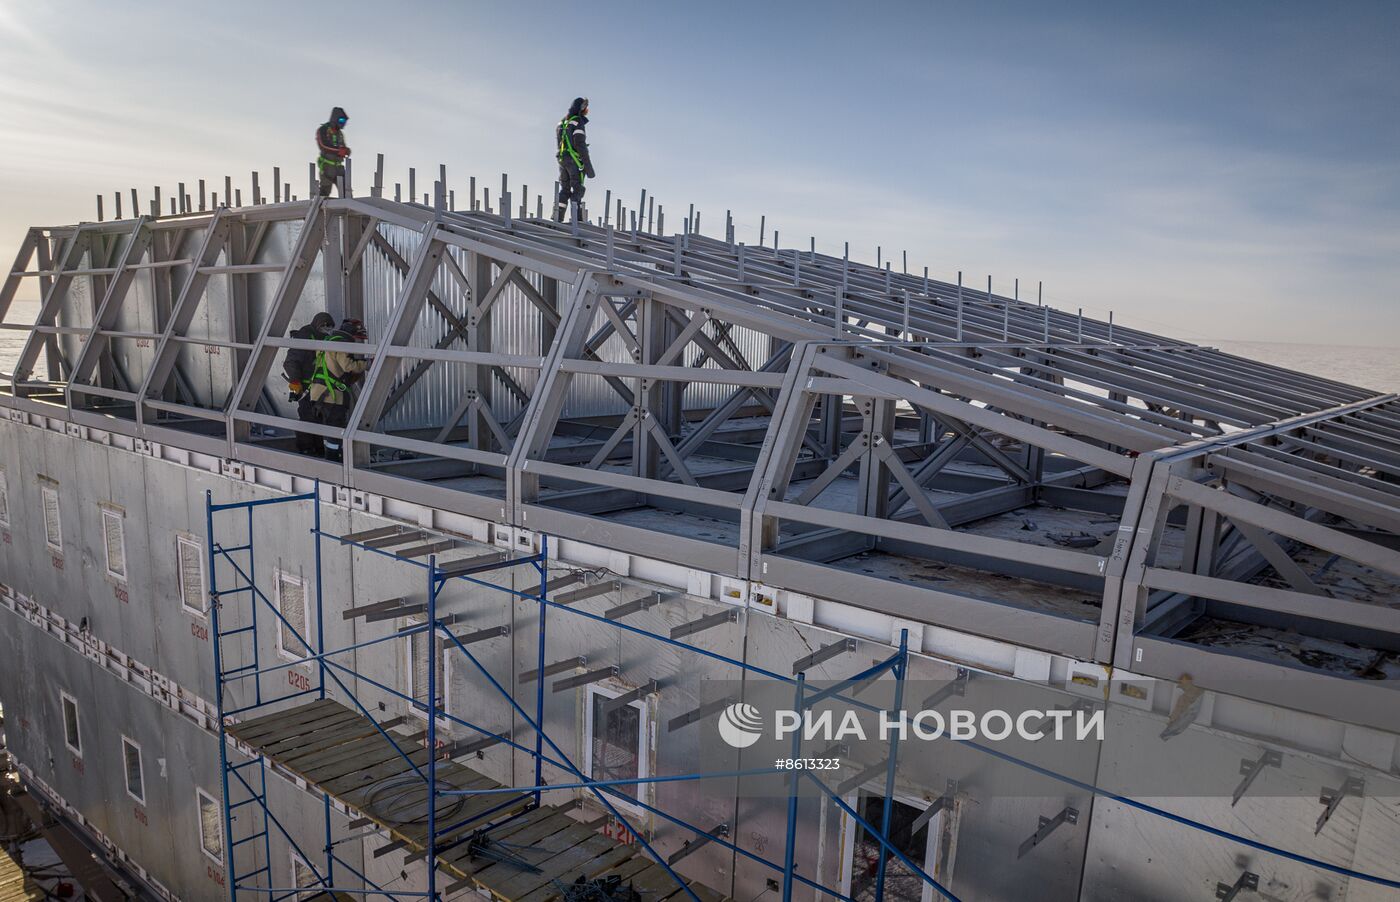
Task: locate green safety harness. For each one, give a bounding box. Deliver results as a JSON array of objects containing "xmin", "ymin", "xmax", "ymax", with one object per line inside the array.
[
  {"xmin": 318, "ymin": 126, "xmax": 345, "ymax": 172},
  {"xmin": 311, "ymin": 334, "xmax": 348, "ymax": 393},
  {"xmin": 558, "ymin": 115, "xmax": 585, "ymax": 178}
]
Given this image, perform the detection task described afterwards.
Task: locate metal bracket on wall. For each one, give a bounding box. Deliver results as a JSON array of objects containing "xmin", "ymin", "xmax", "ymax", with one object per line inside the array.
[
  {"xmin": 1316, "ymin": 776, "xmax": 1364, "ymax": 835},
  {"xmin": 341, "ymin": 597, "xmax": 407, "ymax": 620},
  {"xmin": 667, "ymin": 823, "xmax": 729, "ymax": 865},
  {"xmin": 1016, "ymin": 807, "xmax": 1078, "ymax": 858},
  {"xmin": 1232, "ymin": 749, "xmax": 1282, "ymax": 806},
  {"xmin": 671, "ymin": 608, "xmax": 738, "ymax": 639},
  {"xmin": 437, "ymin": 550, "xmax": 510, "ymax": 577},
  {"xmin": 920, "ymin": 667, "xmax": 970, "ymax": 709},
  {"xmin": 668, "ymin": 694, "xmax": 739, "ymax": 732},
  {"xmin": 910, "ymin": 781, "xmax": 959, "ymax": 834},
  {"xmin": 604, "ymin": 591, "xmax": 670, "ymax": 621},
  {"xmin": 554, "ymin": 579, "xmax": 621, "ymax": 605},
  {"xmin": 552, "ymin": 665, "xmax": 620, "ymax": 693},
  {"xmin": 519, "ymin": 656, "xmax": 586, "ymax": 684},
  {"xmin": 441, "ymin": 732, "xmax": 506, "ymax": 759},
  {"xmin": 1214, "ymin": 870, "xmax": 1258, "ymax": 901},
  {"xmin": 451, "ymin": 624, "xmax": 511, "ymax": 645},
  {"xmin": 601, "ymin": 680, "xmax": 659, "ymax": 716},
  {"xmin": 793, "ymin": 638, "xmax": 857, "ymax": 674}
]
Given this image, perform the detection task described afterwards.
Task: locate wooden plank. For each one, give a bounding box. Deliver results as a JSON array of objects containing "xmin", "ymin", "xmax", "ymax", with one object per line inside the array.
[
  {"xmin": 472, "ymin": 822, "xmax": 598, "ymax": 892},
  {"xmin": 278, "ymin": 728, "xmax": 399, "ymax": 771},
  {"xmin": 294, "ymin": 732, "xmax": 419, "ymax": 783},
  {"xmin": 484, "ymin": 832, "xmax": 614, "ymax": 901},
  {"xmin": 259, "ymin": 714, "xmax": 379, "ymax": 758},
  {"xmin": 517, "ymin": 843, "xmax": 638, "ymax": 902},
  {"xmin": 227, "ymin": 698, "xmax": 341, "ymax": 741},
  {"xmin": 327, "ymin": 746, "xmax": 434, "ymax": 802},
  {"xmin": 627, "ymin": 863, "xmax": 689, "ymax": 900},
  {"xmin": 234, "ymin": 704, "xmax": 361, "ymax": 746},
  {"xmin": 441, "ymin": 809, "xmax": 577, "ymax": 875}
]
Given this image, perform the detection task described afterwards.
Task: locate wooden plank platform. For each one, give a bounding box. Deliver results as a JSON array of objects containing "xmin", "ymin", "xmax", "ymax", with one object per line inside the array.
[{"xmin": 227, "ymin": 700, "xmax": 729, "ymax": 902}]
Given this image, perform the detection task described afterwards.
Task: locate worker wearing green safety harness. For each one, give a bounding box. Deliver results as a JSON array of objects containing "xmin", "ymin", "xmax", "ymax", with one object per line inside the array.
[
  {"xmin": 308, "ymin": 318, "xmax": 368, "ymax": 460},
  {"xmin": 554, "ymin": 97, "xmax": 595, "ymax": 222},
  {"xmin": 316, "ymin": 106, "xmax": 351, "ymax": 197}
]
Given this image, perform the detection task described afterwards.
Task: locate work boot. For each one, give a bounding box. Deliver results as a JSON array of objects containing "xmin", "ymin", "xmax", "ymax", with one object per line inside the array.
[{"xmin": 554, "ymin": 203, "xmax": 568, "ymax": 223}]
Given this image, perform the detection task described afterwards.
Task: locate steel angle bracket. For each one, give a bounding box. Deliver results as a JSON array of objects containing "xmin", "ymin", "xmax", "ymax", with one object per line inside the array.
[
  {"xmin": 1232, "ymin": 749, "xmax": 1281, "ymax": 806},
  {"xmin": 1215, "ymin": 871, "xmax": 1258, "ymax": 901},
  {"xmin": 1016, "ymin": 807, "xmax": 1078, "ymax": 859},
  {"xmin": 1316, "ymin": 776, "xmax": 1364, "ymax": 835},
  {"xmin": 792, "ymin": 638, "xmax": 857, "ymax": 674}
]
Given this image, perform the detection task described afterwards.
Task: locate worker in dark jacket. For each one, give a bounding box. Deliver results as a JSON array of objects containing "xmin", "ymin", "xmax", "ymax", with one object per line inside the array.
[
  {"xmin": 310, "ymin": 318, "xmax": 369, "ymax": 462},
  {"xmin": 284, "ymin": 312, "xmax": 335, "ymax": 456},
  {"xmin": 316, "ymin": 107, "xmax": 351, "ymax": 197},
  {"xmin": 554, "ymin": 97, "xmax": 594, "ymax": 222}
]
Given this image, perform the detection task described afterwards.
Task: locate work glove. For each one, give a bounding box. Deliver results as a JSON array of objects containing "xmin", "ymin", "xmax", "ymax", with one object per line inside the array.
[
  {"xmin": 585, "ymin": 163, "xmax": 596, "ymax": 179},
  {"xmin": 340, "ymin": 147, "xmax": 351, "ymax": 158}
]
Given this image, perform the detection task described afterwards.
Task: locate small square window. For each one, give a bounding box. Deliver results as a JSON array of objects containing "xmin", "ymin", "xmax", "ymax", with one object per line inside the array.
[
  {"xmin": 102, "ymin": 507, "xmax": 127, "ymax": 581},
  {"xmin": 275, "ymin": 570, "xmax": 307, "ymax": 661},
  {"xmin": 290, "ymin": 854, "xmax": 319, "ymax": 900},
  {"xmin": 177, "ymin": 536, "xmax": 206, "ymax": 616},
  {"xmin": 585, "ymin": 685, "xmax": 649, "ymax": 812},
  {"xmin": 60, "ymin": 692, "xmax": 81, "ymax": 757},
  {"xmin": 122, "ymin": 736, "xmax": 144, "ymax": 804},
  {"xmin": 197, "ymin": 788, "xmax": 223, "ymax": 863},
  {"xmin": 41, "ymin": 482, "xmax": 62, "ymax": 554}
]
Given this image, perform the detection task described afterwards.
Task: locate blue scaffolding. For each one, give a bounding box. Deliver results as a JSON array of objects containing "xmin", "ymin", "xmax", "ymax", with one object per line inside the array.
[
  {"xmin": 204, "ymin": 486, "xmax": 1400, "ymax": 902},
  {"xmin": 202, "ymin": 483, "xmax": 955, "ymax": 902}
]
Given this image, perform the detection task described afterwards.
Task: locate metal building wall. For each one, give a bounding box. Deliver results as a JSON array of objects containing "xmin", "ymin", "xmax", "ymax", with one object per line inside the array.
[{"xmin": 2, "ymin": 424, "xmax": 1399, "ymax": 900}]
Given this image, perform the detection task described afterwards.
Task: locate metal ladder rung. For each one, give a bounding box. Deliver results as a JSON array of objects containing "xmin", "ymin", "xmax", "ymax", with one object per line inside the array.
[
  {"xmin": 232, "ymin": 832, "xmax": 267, "ymax": 848},
  {"xmin": 235, "ymin": 866, "xmax": 270, "ymax": 881},
  {"xmin": 229, "ymin": 797, "xmax": 263, "ymax": 810},
  {"xmin": 218, "ymin": 625, "xmax": 256, "ymax": 636},
  {"xmin": 221, "ymin": 663, "xmax": 258, "ymax": 675}
]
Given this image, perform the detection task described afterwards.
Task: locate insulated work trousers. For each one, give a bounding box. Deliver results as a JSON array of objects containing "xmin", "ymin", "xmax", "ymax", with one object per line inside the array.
[
  {"xmin": 313, "ymin": 399, "xmax": 351, "ymax": 461},
  {"xmin": 294, "ymin": 392, "xmax": 323, "ymax": 456},
  {"xmin": 555, "ymin": 164, "xmax": 585, "ymax": 221},
  {"xmin": 319, "ymin": 162, "xmax": 347, "ymax": 197}
]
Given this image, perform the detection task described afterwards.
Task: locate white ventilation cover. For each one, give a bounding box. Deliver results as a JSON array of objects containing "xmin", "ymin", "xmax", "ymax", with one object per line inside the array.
[
  {"xmin": 102, "ymin": 509, "xmax": 126, "ymax": 579},
  {"xmin": 177, "ymin": 537, "xmax": 204, "ymax": 613},
  {"xmin": 277, "ymin": 572, "xmax": 306, "ymax": 658},
  {"xmin": 41, "ymin": 484, "xmax": 61, "ymax": 551}
]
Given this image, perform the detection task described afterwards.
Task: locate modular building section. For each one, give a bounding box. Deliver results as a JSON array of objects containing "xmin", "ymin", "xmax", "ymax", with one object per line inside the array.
[{"xmin": 0, "ymin": 191, "xmax": 1397, "ymax": 900}]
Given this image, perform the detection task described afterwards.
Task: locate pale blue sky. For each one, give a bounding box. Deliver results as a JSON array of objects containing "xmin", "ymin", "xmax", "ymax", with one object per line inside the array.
[{"xmin": 1, "ymin": 0, "xmax": 1396, "ymax": 346}]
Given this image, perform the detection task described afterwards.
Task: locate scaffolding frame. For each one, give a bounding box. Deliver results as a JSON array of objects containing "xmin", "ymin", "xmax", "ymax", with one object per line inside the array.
[
  {"xmin": 204, "ymin": 484, "xmax": 972, "ymax": 902},
  {"xmin": 203, "ymin": 481, "xmax": 1400, "ymax": 902}
]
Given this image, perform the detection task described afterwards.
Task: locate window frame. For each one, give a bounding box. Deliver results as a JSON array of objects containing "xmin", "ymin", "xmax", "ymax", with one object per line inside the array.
[
  {"xmin": 0, "ymin": 467, "xmax": 10, "ymax": 528},
  {"xmin": 101, "ymin": 505, "xmax": 128, "ymax": 582},
  {"xmin": 176, "ymin": 534, "xmax": 207, "ymax": 617},
  {"xmin": 290, "ymin": 852, "xmax": 320, "ymax": 900},
  {"xmin": 583, "ymin": 683, "xmax": 651, "ymax": 816},
  {"xmin": 405, "ymin": 614, "xmax": 446, "ymax": 721},
  {"xmin": 60, "ymin": 691, "xmax": 81, "ymax": 757},
  {"xmin": 274, "ymin": 568, "xmax": 308, "ymax": 663},
  {"xmin": 196, "ymin": 787, "xmax": 224, "ymax": 864},
  {"xmin": 121, "ymin": 735, "xmax": 145, "ymax": 805},
  {"xmin": 40, "ymin": 481, "xmax": 62, "ymax": 554}
]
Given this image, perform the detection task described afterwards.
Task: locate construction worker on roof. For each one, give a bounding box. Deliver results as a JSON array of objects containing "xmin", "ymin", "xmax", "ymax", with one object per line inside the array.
[
  {"xmin": 309, "ymin": 317, "xmax": 369, "ymax": 462},
  {"xmin": 284, "ymin": 312, "xmax": 336, "ymax": 456},
  {"xmin": 316, "ymin": 107, "xmax": 351, "ymax": 197},
  {"xmin": 555, "ymin": 97, "xmax": 594, "ymax": 222}
]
